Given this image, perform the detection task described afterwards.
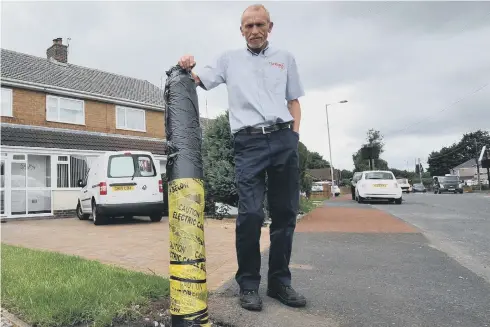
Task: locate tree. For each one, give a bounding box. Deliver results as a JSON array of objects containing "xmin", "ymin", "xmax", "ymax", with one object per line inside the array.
[
  {"xmin": 353, "ymin": 129, "xmax": 387, "ymax": 171},
  {"xmin": 427, "ymin": 130, "xmax": 490, "ymax": 176},
  {"xmin": 298, "ymin": 142, "xmax": 313, "ymax": 197},
  {"xmin": 308, "ymin": 151, "xmax": 330, "ymax": 169},
  {"xmin": 201, "ymin": 111, "xmax": 238, "ymax": 209},
  {"xmin": 341, "ymin": 169, "xmax": 353, "ymax": 179}
]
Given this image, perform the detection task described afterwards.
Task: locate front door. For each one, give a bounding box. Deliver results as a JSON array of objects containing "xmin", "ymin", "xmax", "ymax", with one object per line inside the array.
[{"xmin": 10, "ymin": 154, "xmax": 52, "ymax": 216}]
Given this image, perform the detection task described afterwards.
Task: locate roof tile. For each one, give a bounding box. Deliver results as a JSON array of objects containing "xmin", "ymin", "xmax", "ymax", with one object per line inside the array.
[
  {"xmin": 1, "ymin": 125, "xmax": 167, "ymax": 155},
  {"xmin": 1, "ymin": 48, "xmax": 165, "ymax": 107}
]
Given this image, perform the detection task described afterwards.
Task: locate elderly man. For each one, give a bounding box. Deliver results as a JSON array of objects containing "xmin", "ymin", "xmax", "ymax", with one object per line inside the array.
[{"xmin": 178, "ymin": 4, "xmax": 306, "ymax": 311}]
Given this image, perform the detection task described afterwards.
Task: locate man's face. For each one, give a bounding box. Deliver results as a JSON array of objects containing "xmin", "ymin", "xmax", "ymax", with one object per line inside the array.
[{"xmin": 240, "ymin": 8, "xmax": 273, "ymax": 49}]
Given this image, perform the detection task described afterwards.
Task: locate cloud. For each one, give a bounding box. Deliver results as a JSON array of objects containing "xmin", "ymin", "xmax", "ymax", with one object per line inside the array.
[{"xmin": 2, "ymin": 1, "xmax": 489, "ymax": 171}]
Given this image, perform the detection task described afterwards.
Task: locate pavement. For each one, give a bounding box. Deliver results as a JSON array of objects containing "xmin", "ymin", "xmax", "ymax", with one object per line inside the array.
[{"xmin": 208, "ymin": 196, "xmax": 490, "ymax": 327}]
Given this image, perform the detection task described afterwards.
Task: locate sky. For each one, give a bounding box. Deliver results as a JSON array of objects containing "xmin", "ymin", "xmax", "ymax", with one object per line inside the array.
[{"xmin": 1, "ymin": 1, "xmax": 489, "ymax": 171}]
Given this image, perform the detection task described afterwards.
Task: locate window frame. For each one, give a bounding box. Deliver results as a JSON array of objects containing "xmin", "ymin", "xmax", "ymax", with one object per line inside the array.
[
  {"xmin": 46, "ymin": 95, "xmax": 85, "ymax": 125},
  {"xmin": 1, "ymin": 87, "xmax": 13, "ymax": 117},
  {"xmin": 115, "ymin": 105, "xmax": 146, "ymax": 132},
  {"xmin": 56, "ymin": 155, "xmax": 89, "ymax": 189}
]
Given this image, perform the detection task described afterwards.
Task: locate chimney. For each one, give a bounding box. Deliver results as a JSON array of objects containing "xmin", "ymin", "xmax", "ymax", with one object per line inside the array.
[{"xmin": 46, "ymin": 37, "xmax": 68, "ymax": 63}]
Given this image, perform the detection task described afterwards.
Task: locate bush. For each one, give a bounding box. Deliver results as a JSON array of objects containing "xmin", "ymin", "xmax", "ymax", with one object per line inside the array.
[{"xmin": 299, "ymin": 196, "xmax": 316, "ymax": 214}]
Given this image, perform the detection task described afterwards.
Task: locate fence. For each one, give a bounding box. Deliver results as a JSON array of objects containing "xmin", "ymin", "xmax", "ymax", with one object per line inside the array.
[{"xmin": 310, "ymin": 184, "xmax": 331, "ymax": 200}]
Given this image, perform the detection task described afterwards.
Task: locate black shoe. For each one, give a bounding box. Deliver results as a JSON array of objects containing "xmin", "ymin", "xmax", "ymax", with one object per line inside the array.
[
  {"xmin": 239, "ymin": 289, "xmax": 263, "ymax": 311},
  {"xmin": 267, "ymin": 283, "xmax": 306, "ymax": 308}
]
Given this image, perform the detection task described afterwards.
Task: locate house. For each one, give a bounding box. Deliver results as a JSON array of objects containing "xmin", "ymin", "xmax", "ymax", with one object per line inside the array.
[
  {"xmin": 306, "ymin": 168, "xmax": 340, "ymax": 183},
  {"xmin": 1, "ymin": 38, "xmax": 168, "ymax": 219},
  {"xmin": 450, "ymin": 158, "xmax": 489, "ymax": 183}
]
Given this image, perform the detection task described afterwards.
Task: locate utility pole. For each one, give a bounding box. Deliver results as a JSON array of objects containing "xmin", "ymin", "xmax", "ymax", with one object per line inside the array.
[
  {"xmin": 487, "ymin": 153, "xmax": 490, "ymax": 187},
  {"xmin": 475, "ymin": 139, "xmax": 482, "ymax": 191},
  {"xmin": 205, "ymin": 98, "xmax": 209, "ymax": 119},
  {"xmin": 418, "ymin": 158, "xmax": 422, "ymax": 183},
  {"xmin": 325, "ymin": 100, "xmax": 348, "ymax": 185}
]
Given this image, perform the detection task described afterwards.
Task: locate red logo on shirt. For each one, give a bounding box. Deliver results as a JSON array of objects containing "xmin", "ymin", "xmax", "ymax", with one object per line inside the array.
[{"xmin": 269, "ymin": 62, "xmax": 285, "ymax": 70}]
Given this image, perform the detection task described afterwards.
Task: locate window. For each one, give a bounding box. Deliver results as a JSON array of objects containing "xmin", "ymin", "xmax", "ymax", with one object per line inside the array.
[
  {"xmin": 365, "ymin": 172, "xmax": 395, "ymax": 180},
  {"xmin": 116, "ymin": 106, "xmax": 146, "ymax": 132},
  {"xmin": 108, "ymin": 154, "xmax": 156, "ymax": 178},
  {"xmin": 108, "ymin": 156, "xmax": 135, "ymax": 178},
  {"xmin": 46, "ymin": 95, "xmax": 85, "ymax": 125},
  {"xmin": 1, "ymin": 87, "xmax": 13, "ymax": 117},
  {"xmin": 57, "ymin": 156, "xmax": 89, "ymax": 188}
]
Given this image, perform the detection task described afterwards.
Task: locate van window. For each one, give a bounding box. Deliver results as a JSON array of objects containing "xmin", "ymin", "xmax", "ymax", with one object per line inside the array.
[
  {"xmin": 137, "ymin": 156, "xmax": 155, "ymax": 177},
  {"xmin": 108, "ymin": 154, "xmax": 156, "ymax": 178}
]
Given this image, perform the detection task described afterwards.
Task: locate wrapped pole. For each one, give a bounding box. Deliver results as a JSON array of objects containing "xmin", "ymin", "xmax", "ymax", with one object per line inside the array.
[{"xmin": 164, "ymin": 65, "xmax": 210, "ymax": 327}]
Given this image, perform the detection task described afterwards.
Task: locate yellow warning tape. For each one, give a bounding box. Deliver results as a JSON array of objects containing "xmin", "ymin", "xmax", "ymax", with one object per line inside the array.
[{"xmin": 168, "ymin": 178, "xmax": 211, "ymax": 326}]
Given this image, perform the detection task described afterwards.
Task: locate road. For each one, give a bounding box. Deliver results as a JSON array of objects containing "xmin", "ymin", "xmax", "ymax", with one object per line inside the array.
[{"xmin": 373, "ymin": 192, "xmax": 490, "ymax": 284}]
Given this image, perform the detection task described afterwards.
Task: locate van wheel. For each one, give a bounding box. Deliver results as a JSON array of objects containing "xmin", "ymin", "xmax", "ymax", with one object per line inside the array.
[
  {"xmin": 394, "ymin": 197, "xmax": 402, "ymax": 204},
  {"xmin": 150, "ymin": 215, "xmax": 162, "ymax": 222},
  {"xmin": 92, "ymin": 201, "xmax": 107, "ymax": 226},
  {"xmin": 77, "ymin": 202, "xmax": 90, "ymax": 220}
]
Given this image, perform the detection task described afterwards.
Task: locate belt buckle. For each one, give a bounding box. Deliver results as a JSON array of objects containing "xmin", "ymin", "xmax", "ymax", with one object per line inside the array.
[{"xmin": 261, "ymin": 126, "xmax": 271, "ymax": 134}]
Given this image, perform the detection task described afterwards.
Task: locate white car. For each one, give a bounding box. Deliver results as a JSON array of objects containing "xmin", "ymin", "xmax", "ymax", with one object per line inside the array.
[
  {"xmin": 76, "ymin": 151, "xmax": 165, "ymax": 225},
  {"xmin": 355, "ymin": 170, "xmax": 403, "ymax": 204},
  {"xmin": 396, "ymin": 178, "xmax": 412, "ymax": 193}
]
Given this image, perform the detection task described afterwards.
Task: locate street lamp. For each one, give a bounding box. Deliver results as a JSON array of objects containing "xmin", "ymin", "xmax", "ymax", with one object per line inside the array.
[{"xmin": 325, "ymin": 100, "xmax": 348, "ymax": 187}]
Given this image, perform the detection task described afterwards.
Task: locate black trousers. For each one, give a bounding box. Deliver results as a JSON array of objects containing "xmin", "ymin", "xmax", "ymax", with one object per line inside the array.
[{"xmin": 233, "ymin": 127, "xmax": 300, "ymax": 291}]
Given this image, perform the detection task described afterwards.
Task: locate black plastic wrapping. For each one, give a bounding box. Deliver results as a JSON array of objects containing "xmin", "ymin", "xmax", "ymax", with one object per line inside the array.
[
  {"xmin": 164, "ymin": 65, "xmax": 210, "ymax": 327},
  {"xmin": 164, "ymin": 65, "xmax": 203, "ymax": 181}
]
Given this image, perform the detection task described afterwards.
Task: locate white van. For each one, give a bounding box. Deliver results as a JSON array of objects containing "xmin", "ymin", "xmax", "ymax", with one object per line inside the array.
[{"xmin": 76, "ymin": 151, "xmax": 164, "ymax": 225}]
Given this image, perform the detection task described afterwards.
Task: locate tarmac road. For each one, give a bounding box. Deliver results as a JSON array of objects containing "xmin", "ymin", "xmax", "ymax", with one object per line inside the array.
[{"xmin": 373, "ymin": 191, "xmax": 490, "ymax": 284}]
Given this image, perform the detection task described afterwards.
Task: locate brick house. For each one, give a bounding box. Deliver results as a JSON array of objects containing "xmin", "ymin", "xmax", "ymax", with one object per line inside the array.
[{"xmin": 1, "ymin": 38, "xmax": 168, "ymax": 219}]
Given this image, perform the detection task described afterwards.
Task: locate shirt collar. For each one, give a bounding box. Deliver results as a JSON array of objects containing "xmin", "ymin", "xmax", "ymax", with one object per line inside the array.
[{"xmin": 246, "ymin": 42, "xmax": 270, "ymax": 56}]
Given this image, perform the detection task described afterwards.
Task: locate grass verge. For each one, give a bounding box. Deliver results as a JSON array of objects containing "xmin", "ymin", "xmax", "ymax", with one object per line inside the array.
[
  {"xmin": 1, "ymin": 244, "xmax": 169, "ymax": 327},
  {"xmin": 299, "ymin": 196, "xmax": 318, "ymax": 214}
]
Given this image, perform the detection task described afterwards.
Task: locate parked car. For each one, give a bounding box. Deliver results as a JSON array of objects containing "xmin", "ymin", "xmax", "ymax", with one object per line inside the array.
[
  {"xmin": 433, "ymin": 175, "xmax": 463, "ymax": 194},
  {"xmin": 76, "ymin": 151, "xmax": 165, "ymax": 225},
  {"xmin": 350, "ymin": 172, "xmax": 363, "ymax": 200},
  {"xmin": 412, "ymin": 183, "xmax": 427, "ymax": 193},
  {"xmin": 396, "ymin": 177, "xmax": 412, "ymax": 193},
  {"xmin": 355, "ymin": 170, "xmax": 403, "ymax": 204}
]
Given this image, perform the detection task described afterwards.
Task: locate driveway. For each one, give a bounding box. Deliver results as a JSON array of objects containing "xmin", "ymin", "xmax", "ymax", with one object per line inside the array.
[{"xmin": 0, "ymin": 216, "xmax": 270, "ymax": 291}]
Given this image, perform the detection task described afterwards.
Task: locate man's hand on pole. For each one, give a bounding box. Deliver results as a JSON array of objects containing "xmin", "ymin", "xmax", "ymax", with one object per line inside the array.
[
  {"xmin": 178, "ymin": 55, "xmax": 201, "ymax": 86},
  {"xmin": 178, "ymin": 55, "xmax": 196, "ymax": 71}
]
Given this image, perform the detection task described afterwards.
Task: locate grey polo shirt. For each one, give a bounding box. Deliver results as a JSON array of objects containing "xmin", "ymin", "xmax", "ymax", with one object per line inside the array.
[{"xmin": 195, "ymin": 43, "xmax": 305, "ymax": 134}]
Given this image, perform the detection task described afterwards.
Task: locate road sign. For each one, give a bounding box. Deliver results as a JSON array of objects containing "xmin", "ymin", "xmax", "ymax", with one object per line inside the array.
[{"xmin": 478, "ymin": 145, "xmax": 487, "ymax": 162}]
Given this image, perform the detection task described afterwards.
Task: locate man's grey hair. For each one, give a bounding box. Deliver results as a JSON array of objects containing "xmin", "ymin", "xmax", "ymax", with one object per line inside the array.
[{"xmin": 241, "ymin": 4, "xmax": 271, "ymax": 23}]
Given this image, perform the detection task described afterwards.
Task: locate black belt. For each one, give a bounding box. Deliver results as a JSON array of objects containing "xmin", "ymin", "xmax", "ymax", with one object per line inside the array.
[{"xmin": 235, "ymin": 122, "xmax": 292, "ymax": 135}]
